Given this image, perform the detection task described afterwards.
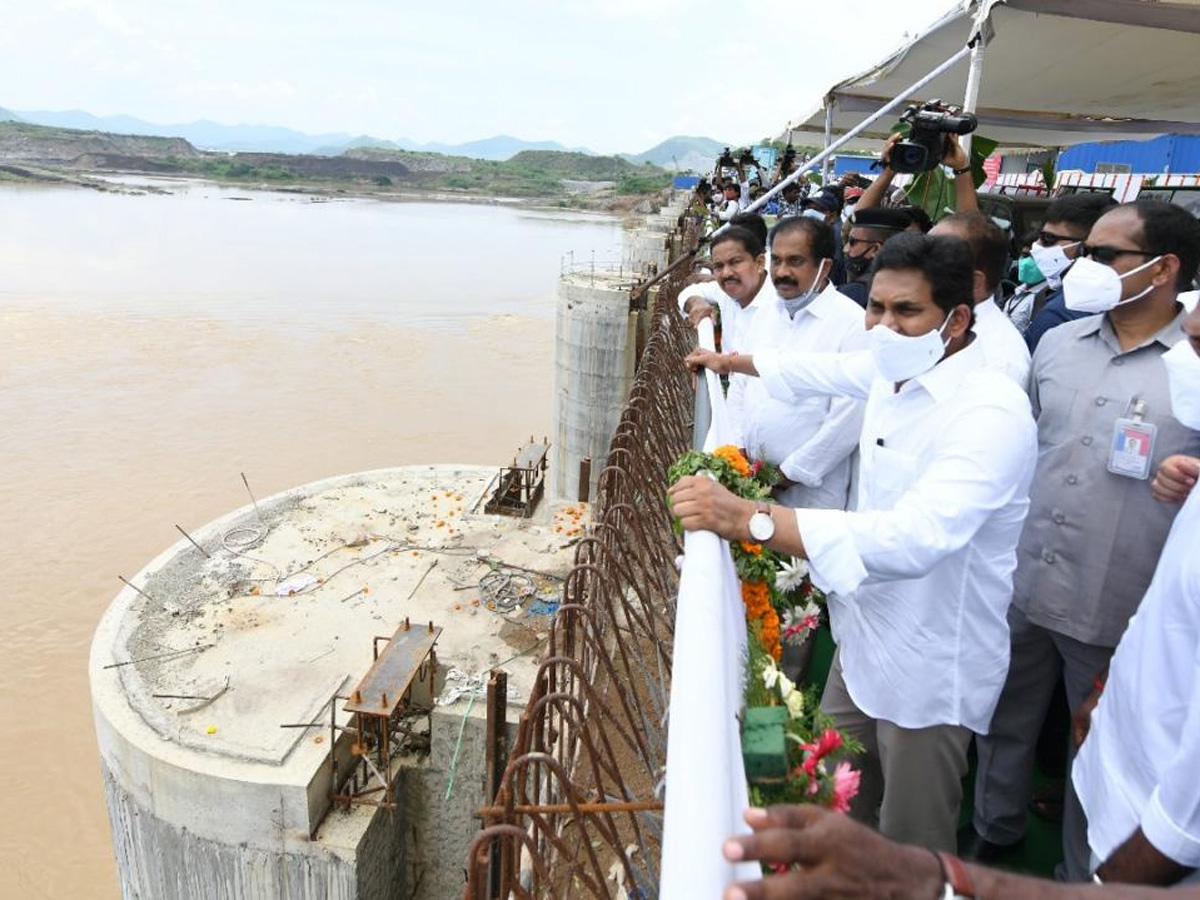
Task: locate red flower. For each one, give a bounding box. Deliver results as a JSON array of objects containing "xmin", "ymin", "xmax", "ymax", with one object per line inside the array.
[{"xmin": 803, "ymin": 728, "xmax": 843, "ymax": 762}]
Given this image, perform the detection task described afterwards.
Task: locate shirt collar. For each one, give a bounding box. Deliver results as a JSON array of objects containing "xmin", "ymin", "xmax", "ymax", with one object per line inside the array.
[
  {"xmin": 1086, "ymin": 304, "xmax": 1189, "ymax": 354},
  {"xmin": 906, "ymin": 337, "xmax": 987, "ymax": 403}
]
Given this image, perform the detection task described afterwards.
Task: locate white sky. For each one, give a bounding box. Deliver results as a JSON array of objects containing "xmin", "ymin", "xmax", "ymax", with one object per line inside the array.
[{"xmin": 0, "ymin": 0, "xmax": 959, "ymax": 154}]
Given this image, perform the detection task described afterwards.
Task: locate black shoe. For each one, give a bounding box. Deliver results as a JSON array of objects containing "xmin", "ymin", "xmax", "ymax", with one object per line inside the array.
[{"xmin": 956, "ymin": 825, "xmax": 1022, "ymax": 863}]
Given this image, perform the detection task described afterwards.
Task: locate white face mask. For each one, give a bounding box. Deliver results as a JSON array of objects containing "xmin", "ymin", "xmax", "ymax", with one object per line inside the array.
[
  {"xmin": 801, "ymin": 208, "xmax": 826, "ymax": 222},
  {"xmin": 1029, "ymin": 241, "xmax": 1079, "ymax": 288},
  {"xmin": 1062, "ymin": 254, "xmax": 1163, "ymax": 314},
  {"xmin": 1163, "ymin": 339, "xmax": 1200, "ymax": 430},
  {"xmin": 781, "ymin": 260, "xmax": 829, "ymax": 318},
  {"xmin": 869, "ymin": 311, "xmax": 955, "ymax": 383}
]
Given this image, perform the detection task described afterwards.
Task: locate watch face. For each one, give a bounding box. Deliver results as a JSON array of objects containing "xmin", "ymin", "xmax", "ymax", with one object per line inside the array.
[{"xmin": 748, "ymin": 511, "xmax": 774, "ymax": 542}]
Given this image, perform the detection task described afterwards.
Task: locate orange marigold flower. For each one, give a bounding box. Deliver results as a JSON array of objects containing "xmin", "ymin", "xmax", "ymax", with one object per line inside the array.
[
  {"xmin": 739, "ymin": 541, "xmax": 763, "ymax": 556},
  {"xmin": 713, "ymin": 445, "xmax": 753, "ymax": 478}
]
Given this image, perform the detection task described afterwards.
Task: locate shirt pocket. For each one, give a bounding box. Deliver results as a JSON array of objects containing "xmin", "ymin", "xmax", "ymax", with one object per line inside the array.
[{"xmin": 865, "ymin": 445, "xmax": 920, "ymax": 509}]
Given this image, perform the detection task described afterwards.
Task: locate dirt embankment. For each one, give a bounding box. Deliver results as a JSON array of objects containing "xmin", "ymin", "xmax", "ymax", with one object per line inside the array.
[{"xmin": 0, "ymin": 122, "xmax": 199, "ymax": 164}]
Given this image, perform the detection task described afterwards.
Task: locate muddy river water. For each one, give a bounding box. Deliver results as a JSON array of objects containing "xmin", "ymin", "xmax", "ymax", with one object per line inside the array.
[{"xmin": 0, "ymin": 179, "xmax": 621, "ymax": 898}]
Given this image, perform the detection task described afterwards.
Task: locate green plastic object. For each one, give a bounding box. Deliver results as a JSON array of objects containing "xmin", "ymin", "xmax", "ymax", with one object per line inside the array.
[{"xmin": 742, "ymin": 706, "xmax": 789, "ymax": 782}]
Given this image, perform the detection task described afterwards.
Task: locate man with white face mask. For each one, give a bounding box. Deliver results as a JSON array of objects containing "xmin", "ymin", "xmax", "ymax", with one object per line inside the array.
[
  {"xmin": 1070, "ymin": 298, "xmax": 1200, "ymax": 887},
  {"xmin": 967, "ymin": 200, "xmax": 1200, "ymax": 880},
  {"xmin": 726, "ymin": 217, "xmax": 867, "ymax": 511},
  {"xmin": 674, "ymin": 234, "xmax": 1038, "ymax": 852},
  {"xmin": 1013, "ymin": 193, "xmax": 1117, "ymax": 348}
]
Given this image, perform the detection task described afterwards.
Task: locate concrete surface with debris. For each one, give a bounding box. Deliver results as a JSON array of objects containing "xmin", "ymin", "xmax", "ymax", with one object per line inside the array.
[{"xmin": 90, "ymin": 465, "xmax": 586, "ymax": 900}]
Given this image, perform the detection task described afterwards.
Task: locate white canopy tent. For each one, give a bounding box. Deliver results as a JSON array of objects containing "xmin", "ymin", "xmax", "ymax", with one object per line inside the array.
[{"xmin": 782, "ymin": 0, "xmax": 1200, "ymax": 154}]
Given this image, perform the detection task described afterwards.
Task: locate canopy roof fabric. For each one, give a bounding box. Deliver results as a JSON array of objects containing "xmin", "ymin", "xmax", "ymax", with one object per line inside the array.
[{"xmin": 784, "ymin": 0, "xmax": 1200, "ymax": 151}]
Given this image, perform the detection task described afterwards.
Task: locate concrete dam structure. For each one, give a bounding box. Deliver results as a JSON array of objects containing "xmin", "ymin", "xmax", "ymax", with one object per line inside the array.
[{"xmin": 90, "ymin": 465, "xmax": 581, "ymax": 900}]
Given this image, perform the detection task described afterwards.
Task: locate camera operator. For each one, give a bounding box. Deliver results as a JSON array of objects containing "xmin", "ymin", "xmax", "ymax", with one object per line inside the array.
[{"xmin": 856, "ymin": 131, "xmax": 979, "ymax": 219}]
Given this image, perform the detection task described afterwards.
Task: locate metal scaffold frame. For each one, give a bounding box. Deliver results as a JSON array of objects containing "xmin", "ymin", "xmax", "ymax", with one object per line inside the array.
[{"xmin": 461, "ymin": 218, "xmax": 704, "ymax": 899}]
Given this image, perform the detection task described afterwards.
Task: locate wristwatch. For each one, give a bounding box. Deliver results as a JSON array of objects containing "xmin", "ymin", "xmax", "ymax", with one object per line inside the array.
[
  {"xmin": 747, "ymin": 501, "xmax": 775, "ymax": 542},
  {"xmin": 935, "ymin": 852, "xmax": 977, "ymax": 899},
  {"xmin": 952, "ymin": 164, "xmax": 972, "ymax": 176}
]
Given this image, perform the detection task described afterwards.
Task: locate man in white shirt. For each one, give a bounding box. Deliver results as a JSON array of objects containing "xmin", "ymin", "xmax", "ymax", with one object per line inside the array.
[
  {"xmin": 677, "ymin": 219, "xmax": 773, "ymax": 357},
  {"xmin": 671, "ymin": 234, "xmax": 1038, "ymax": 852},
  {"xmin": 930, "ymin": 211, "xmax": 1032, "ymax": 390},
  {"xmin": 729, "ymin": 216, "xmax": 866, "ymax": 510},
  {"xmin": 717, "ymin": 181, "xmax": 748, "ymax": 222},
  {"xmin": 1072, "ymin": 297, "xmax": 1200, "ymax": 886}
]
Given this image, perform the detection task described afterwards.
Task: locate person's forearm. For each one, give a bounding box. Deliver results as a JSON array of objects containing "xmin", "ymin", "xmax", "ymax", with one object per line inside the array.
[
  {"xmin": 857, "ymin": 168, "xmax": 895, "ymax": 210},
  {"xmin": 725, "ymin": 353, "xmax": 759, "ymax": 377},
  {"xmin": 1099, "ymin": 828, "xmax": 1195, "ymax": 885},
  {"xmin": 967, "ymin": 860, "xmax": 1186, "ymax": 898},
  {"xmin": 954, "ymin": 169, "xmax": 979, "ymax": 211}
]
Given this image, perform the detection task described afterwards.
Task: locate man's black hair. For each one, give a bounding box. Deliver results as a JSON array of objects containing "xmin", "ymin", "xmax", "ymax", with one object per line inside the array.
[
  {"xmin": 905, "ymin": 207, "xmax": 934, "ymax": 234},
  {"xmin": 1044, "ymin": 192, "xmax": 1117, "ymax": 233},
  {"xmin": 711, "ymin": 225, "xmax": 764, "ymax": 259},
  {"xmin": 937, "ymin": 211, "xmax": 1009, "ymax": 292},
  {"xmin": 729, "ymin": 213, "xmax": 768, "ymax": 252},
  {"xmin": 1123, "ymin": 199, "xmax": 1200, "ymax": 292},
  {"xmin": 769, "ymin": 216, "xmax": 836, "ymax": 264},
  {"xmin": 725, "ymin": 182, "xmax": 742, "ymax": 197},
  {"xmin": 871, "ymin": 233, "xmax": 976, "ymax": 319}
]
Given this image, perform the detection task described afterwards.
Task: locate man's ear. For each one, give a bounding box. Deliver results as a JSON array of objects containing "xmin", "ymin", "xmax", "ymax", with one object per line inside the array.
[
  {"xmin": 949, "ymin": 303, "xmax": 973, "ymax": 339},
  {"xmin": 1152, "ymin": 254, "xmax": 1180, "ymax": 289}
]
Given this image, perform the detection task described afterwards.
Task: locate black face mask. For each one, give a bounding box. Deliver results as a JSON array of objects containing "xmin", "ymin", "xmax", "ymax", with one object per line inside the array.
[{"xmin": 845, "ymin": 253, "xmax": 872, "ymax": 281}]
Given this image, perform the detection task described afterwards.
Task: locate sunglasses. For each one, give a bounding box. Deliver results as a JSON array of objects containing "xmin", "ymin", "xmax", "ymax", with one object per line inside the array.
[
  {"xmin": 1079, "ymin": 244, "xmax": 1158, "ymax": 265},
  {"xmin": 845, "ymin": 237, "xmax": 883, "ymax": 250},
  {"xmin": 1037, "ymin": 229, "xmax": 1084, "ymax": 247}
]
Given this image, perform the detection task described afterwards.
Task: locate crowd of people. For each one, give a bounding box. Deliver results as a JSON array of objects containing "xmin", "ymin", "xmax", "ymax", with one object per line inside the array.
[{"xmin": 668, "ymin": 140, "xmax": 1200, "ymax": 898}]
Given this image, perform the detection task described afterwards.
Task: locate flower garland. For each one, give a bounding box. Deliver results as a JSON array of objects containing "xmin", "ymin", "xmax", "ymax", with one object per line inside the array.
[{"xmin": 667, "ymin": 445, "xmax": 858, "ymax": 813}]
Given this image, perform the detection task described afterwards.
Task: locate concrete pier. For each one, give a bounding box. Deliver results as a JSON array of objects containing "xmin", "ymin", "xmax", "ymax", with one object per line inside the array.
[
  {"xmin": 552, "ymin": 270, "xmax": 640, "ymax": 500},
  {"xmin": 91, "ymin": 466, "xmax": 581, "ymax": 900}
]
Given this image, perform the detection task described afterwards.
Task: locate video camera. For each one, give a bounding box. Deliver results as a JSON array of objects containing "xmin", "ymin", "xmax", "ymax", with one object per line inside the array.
[
  {"xmin": 717, "ymin": 147, "xmax": 736, "ymax": 168},
  {"xmin": 738, "ymin": 147, "xmax": 757, "ymax": 166},
  {"xmin": 889, "ymin": 100, "xmax": 978, "ymax": 175}
]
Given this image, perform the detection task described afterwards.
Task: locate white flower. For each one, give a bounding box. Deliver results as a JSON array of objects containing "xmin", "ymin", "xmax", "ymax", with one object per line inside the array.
[
  {"xmin": 797, "ymin": 597, "xmax": 822, "ymax": 621},
  {"xmin": 776, "ymin": 557, "xmax": 810, "ymax": 593},
  {"xmin": 784, "ymin": 689, "xmax": 805, "ymax": 720},
  {"xmin": 778, "ymin": 673, "xmax": 796, "ymax": 698},
  {"xmin": 761, "ymin": 662, "xmax": 781, "ymax": 691}
]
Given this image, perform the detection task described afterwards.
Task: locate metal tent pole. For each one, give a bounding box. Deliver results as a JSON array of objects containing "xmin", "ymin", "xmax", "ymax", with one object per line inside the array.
[
  {"xmin": 734, "ymin": 34, "xmax": 981, "ymax": 221},
  {"xmin": 822, "ymin": 97, "xmax": 836, "ymax": 184}
]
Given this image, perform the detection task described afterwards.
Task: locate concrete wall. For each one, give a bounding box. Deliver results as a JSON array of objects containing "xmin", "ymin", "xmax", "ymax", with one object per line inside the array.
[
  {"xmin": 100, "ymin": 758, "xmax": 360, "ymax": 900},
  {"xmin": 553, "ymin": 271, "xmax": 638, "ymax": 500},
  {"xmin": 622, "ymin": 227, "xmax": 670, "ymax": 276}
]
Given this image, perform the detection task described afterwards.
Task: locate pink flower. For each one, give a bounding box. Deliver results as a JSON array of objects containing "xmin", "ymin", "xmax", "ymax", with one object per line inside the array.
[
  {"xmin": 827, "ymin": 761, "xmax": 860, "ymax": 813},
  {"xmin": 750, "ymin": 460, "xmax": 763, "ymax": 476}
]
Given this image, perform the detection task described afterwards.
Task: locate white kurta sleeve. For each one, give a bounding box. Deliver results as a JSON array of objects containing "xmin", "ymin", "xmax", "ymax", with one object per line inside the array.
[
  {"xmin": 754, "ymin": 347, "xmax": 876, "ymax": 405},
  {"xmin": 778, "ymin": 395, "xmax": 864, "ymax": 488},
  {"xmin": 794, "ymin": 393, "xmax": 1035, "ymax": 596},
  {"xmin": 1140, "ymin": 637, "xmax": 1200, "ymax": 867}
]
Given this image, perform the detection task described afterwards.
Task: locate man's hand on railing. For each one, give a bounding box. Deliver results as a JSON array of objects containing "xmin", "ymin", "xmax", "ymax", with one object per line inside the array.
[
  {"xmin": 685, "ymin": 348, "xmax": 732, "ymax": 375},
  {"xmin": 721, "ymin": 805, "xmax": 943, "ymax": 900},
  {"xmin": 667, "ymin": 475, "xmax": 753, "ymax": 541}
]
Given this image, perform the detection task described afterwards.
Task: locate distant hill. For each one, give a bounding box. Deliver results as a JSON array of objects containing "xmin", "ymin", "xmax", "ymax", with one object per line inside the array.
[
  {"xmin": 625, "ymin": 135, "xmax": 730, "ymax": 173},
  {"xmin": 0, "ymin": 106, "xmax": 23, "ymax": 122},
  {"xmin": 12, "ymin": 110, "xmax": 594, "ymax": 160}
]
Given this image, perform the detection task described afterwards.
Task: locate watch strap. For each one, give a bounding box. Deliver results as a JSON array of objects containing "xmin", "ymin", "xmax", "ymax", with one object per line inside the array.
[{"xmin": 952, "ymin": 164, "xmax": 972, "ymax": 176}]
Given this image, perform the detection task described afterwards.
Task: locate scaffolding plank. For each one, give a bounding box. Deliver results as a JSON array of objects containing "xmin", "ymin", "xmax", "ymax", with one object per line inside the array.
[{"xmin": 344, "ymin": 623, "xmax": 440, "ymax": 718}]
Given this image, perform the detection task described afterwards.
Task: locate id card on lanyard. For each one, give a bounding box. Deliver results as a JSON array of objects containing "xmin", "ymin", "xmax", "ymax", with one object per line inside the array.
[{"xmin": 1108, "ymin": 398, "xmax": 1157, "ymax": 480}]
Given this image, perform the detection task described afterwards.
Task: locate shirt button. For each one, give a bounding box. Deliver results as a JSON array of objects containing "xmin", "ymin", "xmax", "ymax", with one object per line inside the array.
[
  {"xmin": 1113, "ymin": 358, "xmax": 1125, "ymax": 367},
  {"xmin": 1081, "ymin": 435, "xmax": 1094, "ymax": 446},
  {"xmin": 1066, "ymin": 474, "xmax": 1079, "ymax": 485},
  {"xmin": 1053, "ymin": 511, "xmax": 1066, "ymax": 524},
  {"xmin": 1043, "ymin": 550, "xmax": 1057, "ymax": 564},
  {"xmin": 1095, "ymin": 397, "xmax": 1107, "ymax": 407}
]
